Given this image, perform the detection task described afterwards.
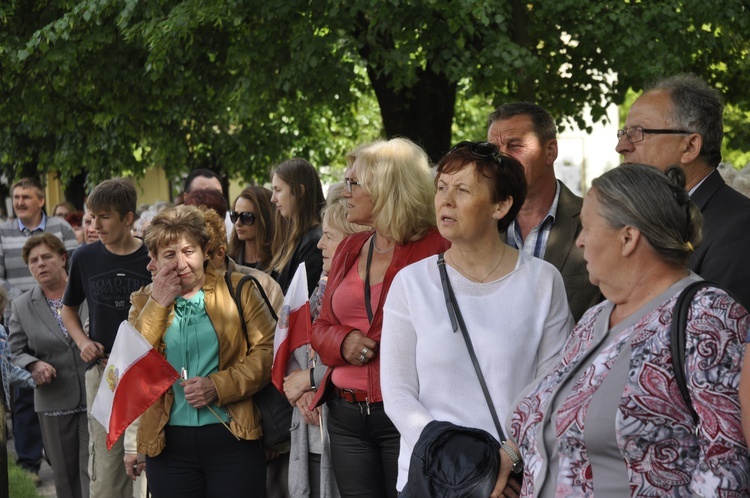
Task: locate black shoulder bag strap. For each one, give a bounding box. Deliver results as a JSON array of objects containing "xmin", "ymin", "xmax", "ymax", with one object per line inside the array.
[
  {"xmin": 224, "ymin": 269, "xmax": 279, "ymax": 349},
  {"xmin": 437, "ymin": 254, "xmax": 506, "ymax": 442},
  {"xmin": 670, "ymin": 280, "xmax": 717, "ymax": 425}
]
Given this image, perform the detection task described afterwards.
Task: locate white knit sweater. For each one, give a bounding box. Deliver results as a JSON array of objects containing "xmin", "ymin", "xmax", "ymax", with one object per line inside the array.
[{"xmin": 381, "ymin": 252, "xmax": 574, "ymax": 490}]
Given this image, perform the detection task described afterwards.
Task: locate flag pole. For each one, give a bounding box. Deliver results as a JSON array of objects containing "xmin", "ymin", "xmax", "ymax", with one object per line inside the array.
[{"xmin": 206, "ymin": 405, "xmax": 240, "ymax": 440}]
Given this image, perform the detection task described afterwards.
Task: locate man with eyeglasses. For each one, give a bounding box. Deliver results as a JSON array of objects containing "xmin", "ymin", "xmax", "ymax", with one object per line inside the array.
[
  {"xmin": 617, "ymin": 73, "xmax": 750, "ymax": 309},
  {"xmin": 488, "ymin": 102, "xmax": 601, "ymax": 321}
]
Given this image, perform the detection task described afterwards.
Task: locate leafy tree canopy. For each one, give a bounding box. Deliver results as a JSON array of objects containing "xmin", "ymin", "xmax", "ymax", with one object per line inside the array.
[{"xmin": 1, "ymin": 0, "xmax": 749, "ymax": 189}]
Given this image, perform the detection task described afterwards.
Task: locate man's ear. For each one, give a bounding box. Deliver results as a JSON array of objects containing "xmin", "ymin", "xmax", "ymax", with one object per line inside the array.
[
  {"xmin": 545, "ymin": 139, "xmax": 559, "ymax": 166},
  {"xmin": 681, "ymin": 133, "xmax": 703, "ymax": 165},
  {"xmin": 123, "ymin": 211, "xmax": 135, "ymax": 227}
]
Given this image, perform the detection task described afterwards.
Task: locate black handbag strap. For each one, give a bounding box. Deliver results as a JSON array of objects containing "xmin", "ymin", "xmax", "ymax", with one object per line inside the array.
[
  {"xmin": 224, "ymin": 267, "xmax": 279, "ymax": 349},
  {"xmin": 437, "ymin": 254, "xmax": 506, "ymax": 442},
  {"xmin": 670, "ymin": 280, "xmax": 717, "ymax": 425}
]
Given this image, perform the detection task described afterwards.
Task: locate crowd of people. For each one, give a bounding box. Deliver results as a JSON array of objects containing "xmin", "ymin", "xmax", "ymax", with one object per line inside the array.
[{"xmin": 0, "ymin": 71, "xmax": 749, "ymax": 498}]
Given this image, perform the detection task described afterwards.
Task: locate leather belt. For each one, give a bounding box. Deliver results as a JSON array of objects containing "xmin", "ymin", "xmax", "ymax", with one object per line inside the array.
[{"xmin": 333, "ymin": 387, "xmax": 369, "ymax": 403}]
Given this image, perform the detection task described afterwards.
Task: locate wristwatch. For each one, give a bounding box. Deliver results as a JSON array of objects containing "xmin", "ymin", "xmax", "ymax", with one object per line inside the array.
[{"xmin": 501, "ymin": 441, "xmax": 523, "ymax": 474}]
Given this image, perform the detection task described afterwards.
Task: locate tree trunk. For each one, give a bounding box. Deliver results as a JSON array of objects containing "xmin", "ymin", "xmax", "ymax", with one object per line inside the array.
[
  {"xmin": 63, "ymin": 171, "xmax": 88, "ymax": 211},
  {"xmin": 509, "ymin": 0, "xmax": 535, "ymax": 102},
  {"xmin": 367, "ymin": 65, "xmax": 457, "ymax": 164}
]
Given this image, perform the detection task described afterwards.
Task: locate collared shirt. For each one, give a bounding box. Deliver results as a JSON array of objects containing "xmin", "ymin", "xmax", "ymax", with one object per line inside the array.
[
  {"xmin": 506, "ymin": 180, "xmax": 561, "ymax": 259},
  {"xmin": 164, "ymin": 290, "xmax": 228, "ymax": 427},
  {"xmin": 17, "ymin": 213, "xmax": 47, "ymax": 236},
  {"xmin": 688, "ymin": 169, "xmax": 713, "ymax": 196}
]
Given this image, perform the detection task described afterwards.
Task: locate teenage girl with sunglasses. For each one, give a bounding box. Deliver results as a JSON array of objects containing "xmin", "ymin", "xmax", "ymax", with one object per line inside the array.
[{"xmin": 228, "ymin": 186, "xmax": 276, "ymax": 271}]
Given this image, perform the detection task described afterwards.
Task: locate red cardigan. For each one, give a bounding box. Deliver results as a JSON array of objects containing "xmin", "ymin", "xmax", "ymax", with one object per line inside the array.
[{"xmin": 310, "ymin": 228, "xmax": 450, "ymax": 406}]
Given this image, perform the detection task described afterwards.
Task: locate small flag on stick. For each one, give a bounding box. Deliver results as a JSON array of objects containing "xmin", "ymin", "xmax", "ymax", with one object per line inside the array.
[{"xmin": 92, "ymin": 321, "xmax": 179, "ymax": 449}]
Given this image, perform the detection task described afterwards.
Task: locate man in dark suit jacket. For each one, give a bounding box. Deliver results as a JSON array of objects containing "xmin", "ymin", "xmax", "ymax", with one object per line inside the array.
[
  {"xmin": 488, "ymin": 102, "xmax": 601, "ymax": 321},
  {"xmin": 617, "ymin": 73, "xmax": 750, "ymax": 309}
]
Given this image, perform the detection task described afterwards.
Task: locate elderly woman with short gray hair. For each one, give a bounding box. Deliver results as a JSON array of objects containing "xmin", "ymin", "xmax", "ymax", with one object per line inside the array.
[{"xmin": 496, "ymin": 163, "xmax": 750, "ymax": 497}]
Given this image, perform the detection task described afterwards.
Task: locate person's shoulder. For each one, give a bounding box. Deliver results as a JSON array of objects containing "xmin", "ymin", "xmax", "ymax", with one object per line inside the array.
[
  {"xmin": 400, "ymin": 254, "xmax": 437, "ymax": 276},
  {"xmin": 72, "ymin": 241, "xmax": 101, "ymax": 257},
  {"xmin": 701, "ymin": 181, "xmax": 750, "ymax": 228},
  {"xmin": 131, "ymin": 240, "xmax": 151, "ymax": 259},
  {"xmin": 297, "ymin": 225, "xmax": 323, "ymax": 245},
  {"xmin": 520, "ymin": 251, "xmax": 558, "ymax": 273},
  {"xmin": 45, "ymin": 216, "xmax": 71, "ymax": 228},
  {"xmin": 0, "ymin": 218, "xmax": 17, "ymax": 230},
  {"xmin": 408, "ymin": 227, "xmax": 450, "ymax": 250},
  {"xmin": 11, "ymin": 287, "xmax": 35, "ymax": 309},
  {"xmin": 131, "ymin": 282, "xmax": 154, "ymax": 298},
  {"xmin": 555, "ymin": 181, "xmax": 583, "ymax": 215},
  {"xmin": 340, "ymin": 230, "xmax": 372, "ymax": 251}
]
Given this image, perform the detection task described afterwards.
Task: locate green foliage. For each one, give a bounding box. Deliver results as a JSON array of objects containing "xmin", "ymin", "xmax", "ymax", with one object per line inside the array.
[{"xmin": 1, "ymin": 0, "xmax": 749, "ymax": 184}]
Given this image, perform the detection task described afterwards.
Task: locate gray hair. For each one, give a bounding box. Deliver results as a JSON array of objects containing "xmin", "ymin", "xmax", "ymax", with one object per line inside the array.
[
  {"xmin": 591, "ymin": 163, "xmax": 702, "ymax": 266},
  {"xmin": 647, "ymin": 74, "xmax": 723, "ymax": 168},
  {"xmin": 487, "ymin": 102, "xmax": 557, "ymax": 143}
]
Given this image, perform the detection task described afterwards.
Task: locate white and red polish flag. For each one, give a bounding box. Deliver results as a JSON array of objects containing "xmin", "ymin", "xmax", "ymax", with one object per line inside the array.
[
  {"xmin": 271, "ymin": 262, "xmax": 312, "ymax": 392},
  {"xmin": 92, "ymin": 321, "xmax": 179, "ymax": 450}
]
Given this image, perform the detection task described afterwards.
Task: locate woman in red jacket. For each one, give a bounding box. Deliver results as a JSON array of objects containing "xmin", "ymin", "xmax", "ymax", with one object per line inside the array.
[{"xmin": 311, "ymin": 137, "xmax": 450, "ymax": 498}]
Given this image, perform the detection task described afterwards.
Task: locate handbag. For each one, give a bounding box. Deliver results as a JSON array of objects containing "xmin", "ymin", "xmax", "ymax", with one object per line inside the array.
[
  {"xmin": 400, "ymin": 254, "xmax": 521, "ymax": 497},
  {"xmin": 225, "ymin": 270, "xmax": 293, "ymax": 448}
]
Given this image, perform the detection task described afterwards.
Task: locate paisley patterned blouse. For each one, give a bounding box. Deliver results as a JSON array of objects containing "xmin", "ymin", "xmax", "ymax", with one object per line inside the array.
[{"xmin": 509, "ymin": 277, "xmax": 750, "ymax": 497}]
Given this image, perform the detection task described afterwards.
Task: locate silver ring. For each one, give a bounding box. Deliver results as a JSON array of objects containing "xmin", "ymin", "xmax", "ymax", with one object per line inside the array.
[
  {"xmin": 359, "ymin": 354, "xmax": 367, "ymax": 363},
  {"xmin": 361, "ymin": 347, "xmax": 369, "ymax": 356}
]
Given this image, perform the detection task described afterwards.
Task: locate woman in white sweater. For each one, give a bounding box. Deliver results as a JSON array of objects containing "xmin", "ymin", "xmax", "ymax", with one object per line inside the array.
[{"xmin": 380, "ymin": 141, "xmax": 573, "ymax": 495}]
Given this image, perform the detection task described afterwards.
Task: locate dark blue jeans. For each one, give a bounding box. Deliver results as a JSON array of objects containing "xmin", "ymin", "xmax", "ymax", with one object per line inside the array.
[
  {"xmin": 146, "ymin": 424, "xmax": 266, "ymax": 498},
  {"xmin": 12, "ymin": 386, "xmax": 43, "ymax": 473},
  {"xmin": 326, "ymin": 398, "xmax": 399, "ymax": 498}
]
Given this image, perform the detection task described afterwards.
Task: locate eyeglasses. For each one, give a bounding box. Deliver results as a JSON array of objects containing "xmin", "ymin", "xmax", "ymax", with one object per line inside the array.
[
  {"xmin": 616, "ymin": 126, "xmax": 692, "ymax": 144},
  {"xmin": 344, "ymin": 177, "xmax": 361, "ymax": 193},
  {"xmin": 229, "ymin": 211, "xmax": 256, "ymax": 226}
]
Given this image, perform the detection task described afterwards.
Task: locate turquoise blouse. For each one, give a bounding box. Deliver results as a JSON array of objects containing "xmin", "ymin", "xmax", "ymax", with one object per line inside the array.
[{"xmin": 164, "ymin": 291, "xmax": 229, "ymax": 426}]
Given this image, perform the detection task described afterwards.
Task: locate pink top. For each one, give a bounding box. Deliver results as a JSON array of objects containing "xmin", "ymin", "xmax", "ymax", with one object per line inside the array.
[{"xmin": 330, "ymin": 258, "xmax": 382, "ymax": 391}]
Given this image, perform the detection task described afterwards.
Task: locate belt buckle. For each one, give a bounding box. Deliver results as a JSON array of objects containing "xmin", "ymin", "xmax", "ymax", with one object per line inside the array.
[{"xmin": 340, "ymin": 388, "xmax": 358, "ymax": 403}]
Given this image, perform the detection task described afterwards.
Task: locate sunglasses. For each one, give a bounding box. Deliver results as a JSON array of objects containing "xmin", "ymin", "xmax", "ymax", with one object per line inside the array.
[
  {"xmin": 229, "ymin": 211, "xmax": 256, "ymax": 226},
  {"xmin": 448, "ymin": 141, "xmax": 502, "ymax": 159}
]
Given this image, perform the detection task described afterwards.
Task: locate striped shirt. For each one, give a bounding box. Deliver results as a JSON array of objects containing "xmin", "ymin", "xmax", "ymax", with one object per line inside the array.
[
  {"xmin": 0, "ymin": 215, "xmax": 79, "ymax": 320},
  {"xmin": 506, "ymin": 180, "xmax": 561, "ymax": 259}
]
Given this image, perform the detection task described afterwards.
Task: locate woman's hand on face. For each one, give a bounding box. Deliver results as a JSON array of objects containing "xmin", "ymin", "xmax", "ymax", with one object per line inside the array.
[
  {"xmin": 182, "ymin": 376, "xmax": 218, "ymax": 409},
  {"xmin": 151, "ymin": 261, "xmax": 182, "ymax": 307},
  {"xmin": 29, "ymin": 361, "xmax": 56, "ymax": 385},
  {"xmin": 341, "ymin": 330, "xmax": 378, "ymax": 366},
  {"xmin": 296, "ymin": 391, "xmax": 321, "ymax": 426},
  {"xmin": 284, "ymin": 368, "xmax": 311, "ymax": 405}
]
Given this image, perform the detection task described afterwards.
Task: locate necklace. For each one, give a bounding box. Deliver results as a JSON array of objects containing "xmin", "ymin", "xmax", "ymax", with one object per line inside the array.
[
  {"xmin": 447, "ymin": 245, "xmax": 506, "ymax": 283},
  {"xmin": 372, "ymin": 234, "xmax": 395, "ymax": 254}
]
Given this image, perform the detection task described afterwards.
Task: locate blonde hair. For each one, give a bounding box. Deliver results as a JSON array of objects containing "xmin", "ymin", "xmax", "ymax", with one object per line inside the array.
[
  {"xmin": 347, "ymin": 137, "xmax": 435, "ymax": 243},
  {"xmin": 323, "ymin": 183, "xmax": 369, "ymax": 236}
]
